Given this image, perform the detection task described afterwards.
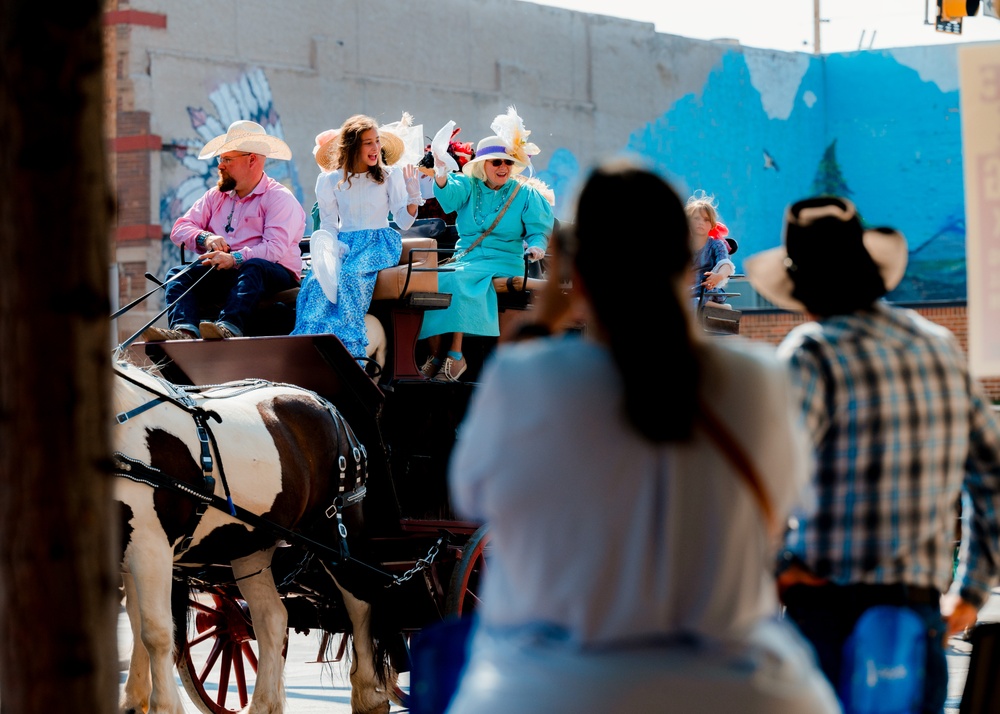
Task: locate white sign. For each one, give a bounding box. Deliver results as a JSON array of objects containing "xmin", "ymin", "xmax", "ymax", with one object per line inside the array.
[{"xmin": 960, "ymin": 43, "xmax": 1000, "ymax": 376}]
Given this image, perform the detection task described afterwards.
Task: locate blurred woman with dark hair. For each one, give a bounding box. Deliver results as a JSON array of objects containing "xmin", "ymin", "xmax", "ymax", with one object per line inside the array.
[{"xmin": 442, "ymin": 159, "xmax": 838, "ymax": 713}]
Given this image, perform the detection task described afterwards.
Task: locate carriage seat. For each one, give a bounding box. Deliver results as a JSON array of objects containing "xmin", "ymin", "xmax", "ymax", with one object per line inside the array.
[
  {"xmin": 372, "ymin": 237, "xmax": 439, "ymax": 300},
  {"xmin": 492, "ymin": 275, "xmax": 547, "ymax": 294}
]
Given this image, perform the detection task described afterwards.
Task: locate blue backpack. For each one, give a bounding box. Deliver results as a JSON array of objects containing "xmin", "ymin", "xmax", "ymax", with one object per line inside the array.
[{"xmin": 838, "ymin": 605, "xmax": 927, "ymax": 714}]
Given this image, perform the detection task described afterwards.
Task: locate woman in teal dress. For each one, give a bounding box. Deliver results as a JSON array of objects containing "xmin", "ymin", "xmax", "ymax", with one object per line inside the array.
[{"xmin": 419, "ymin": 108, "xmax": 555, "ymax": 382}]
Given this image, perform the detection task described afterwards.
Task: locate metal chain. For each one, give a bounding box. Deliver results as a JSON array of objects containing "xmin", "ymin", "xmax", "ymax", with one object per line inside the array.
[
  {"xmin": 276, "ymin": 551, "xmax": 315, "ymax": 590},
  {"xmin": 385, "ymin": 536, "xmax": 444, "ymax": 589}
]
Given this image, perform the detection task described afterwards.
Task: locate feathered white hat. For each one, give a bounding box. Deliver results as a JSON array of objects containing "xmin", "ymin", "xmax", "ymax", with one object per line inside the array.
[
  {"xmin": 463, "ymin": 106, "xmax": 540, "ymax": 180},
  {"xmin": 378, "ymin": 112, "xmax": 424, "ymax": 167}
]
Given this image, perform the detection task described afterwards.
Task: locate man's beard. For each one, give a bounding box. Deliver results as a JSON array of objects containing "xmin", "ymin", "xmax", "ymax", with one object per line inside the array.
[{"xmin": 217, "ymin": 174, "xmax": 236, "ymax": 192}]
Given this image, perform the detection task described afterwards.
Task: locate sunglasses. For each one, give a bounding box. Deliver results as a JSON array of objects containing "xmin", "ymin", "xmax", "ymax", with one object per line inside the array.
[{"xmin": 488, "ymin": 159, "xmax": 515, "ymax": 167}]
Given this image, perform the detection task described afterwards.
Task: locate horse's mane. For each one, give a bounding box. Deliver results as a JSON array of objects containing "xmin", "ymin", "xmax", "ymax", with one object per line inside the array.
[{"xmin": 112, "ymin": 353, "xmax": 180, "ymax": 401}]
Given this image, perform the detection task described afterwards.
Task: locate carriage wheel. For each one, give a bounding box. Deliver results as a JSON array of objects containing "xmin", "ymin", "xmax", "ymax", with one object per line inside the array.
[
  {"xmin": 445, "ymin": 525, "xmax": 491, "ymax": 615},
  {"xmin": 176, "ymin": 589, "xmax": 260, "ymax": 714}
]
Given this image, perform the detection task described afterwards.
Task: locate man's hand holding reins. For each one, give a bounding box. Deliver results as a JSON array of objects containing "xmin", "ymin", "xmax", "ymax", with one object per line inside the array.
[{"xmin": 200, "ymin": 250, "xmax": 237, "ymax": 270}]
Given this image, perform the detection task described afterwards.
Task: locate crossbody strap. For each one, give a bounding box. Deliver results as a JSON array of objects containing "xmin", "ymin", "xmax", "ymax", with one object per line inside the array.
[
  {"xmin": 452, "ymin": 181, "xmax": 521, "ymax": 261},
  {"xmin": 697, "ymin": 401, "xmax": 777, "ymax": 534}
]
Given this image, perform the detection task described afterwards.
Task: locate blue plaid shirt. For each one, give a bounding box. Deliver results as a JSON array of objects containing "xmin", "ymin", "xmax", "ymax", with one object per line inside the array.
[{"xmin": 778, "ymin": 301, "xmax": 1000, "ymax": 607}]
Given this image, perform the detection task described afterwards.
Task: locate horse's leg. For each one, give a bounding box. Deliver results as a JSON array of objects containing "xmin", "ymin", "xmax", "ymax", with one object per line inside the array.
[
  {"xmin": 125, "ymin": 538, "xmax": 187, "ymax": 714},
  {"xmin": 324, "ymin": 567, "xmax": 394, "ymax": 714},
  {"xmin": 120, "ymin": 573, "xmax": 152, "ymax": 714},
  {"xmin": 232, "ymin": 548, "xmax": 286, "ymax": 714}
]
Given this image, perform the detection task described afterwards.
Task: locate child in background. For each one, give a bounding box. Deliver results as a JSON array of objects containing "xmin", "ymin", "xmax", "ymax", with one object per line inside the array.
[
  {"xmin": 686, "ymin": 192, "xmax": 735, "ymax": 305},
  {"xmin": 291, "ymin": 114, "xmax": 422, "ymax": 358}
]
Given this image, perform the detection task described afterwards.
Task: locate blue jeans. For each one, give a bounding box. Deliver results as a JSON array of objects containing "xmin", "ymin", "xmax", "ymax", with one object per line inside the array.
[
  {"xmin": 783, "ymin": 583, "xmax": 948, "ymax": 714},
  {"xmin": 164, "ymin": 258, "xmax": 297, "ymax": 335}
]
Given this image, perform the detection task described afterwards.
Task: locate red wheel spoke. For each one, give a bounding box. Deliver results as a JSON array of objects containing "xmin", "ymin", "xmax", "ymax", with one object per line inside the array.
[
  {"xmin": 189, "ymin": 598, "xmax": 220, "ymax": 616},
  {"xmin": 199, "ymin": 638, "xmax": 225, "ymax": 684},
  {"xmin": 189, "ymin": 624, "xmax": 219, "ymax": 648},
  {"xmin": 241, "ymin": 641, "xmax": 259, "ymax": 673},
  {"xmin": 232, "ymin": 644, "xmax": 249, "ymax": 708},
  {"xmin": 179, "ymin": 588, "xmax": 259, "ymax": 714},
  {"xmin": 216, "ymin": 645, "xmax": 232, "ymax": 709}
]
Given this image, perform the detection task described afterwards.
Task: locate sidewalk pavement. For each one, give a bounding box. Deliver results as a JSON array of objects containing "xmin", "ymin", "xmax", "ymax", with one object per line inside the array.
[
  {"xmin": 120, "ymin": 588, "xmax": 1000, "ymax": 713},
  {"xmin": 118, "ymin": 608, "xmax": 408, "ymax": 713}
]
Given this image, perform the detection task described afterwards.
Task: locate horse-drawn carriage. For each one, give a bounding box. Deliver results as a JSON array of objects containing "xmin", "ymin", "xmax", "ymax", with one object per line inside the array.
[
  {"xmin": 114, "ymin": 216, "xmax": 739, "ymax": 714},
  {"xmin": 114, "ymin": 221, "xmax": 542, "ymax": 714}
]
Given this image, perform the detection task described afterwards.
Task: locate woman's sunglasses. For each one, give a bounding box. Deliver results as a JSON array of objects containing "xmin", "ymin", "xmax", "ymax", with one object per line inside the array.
[{"xmin": 488, "ymin": 159, "xmax": 515, "ymax": 167}]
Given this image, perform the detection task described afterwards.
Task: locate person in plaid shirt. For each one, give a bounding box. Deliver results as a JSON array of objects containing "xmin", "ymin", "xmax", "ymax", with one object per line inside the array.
[{"xmin": 745, "ymin": 195, "xmax": 1000, "ymax": 714}]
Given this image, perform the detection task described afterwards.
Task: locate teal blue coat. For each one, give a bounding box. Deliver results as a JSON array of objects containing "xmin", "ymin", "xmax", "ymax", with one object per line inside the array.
[{"xmin": 419, "ymin": 174, "xmax": 554, "ymax": 339}]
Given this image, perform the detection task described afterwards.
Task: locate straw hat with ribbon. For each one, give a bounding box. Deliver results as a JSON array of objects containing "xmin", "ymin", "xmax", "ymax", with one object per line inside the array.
[
  {"xmin": 197, "ymin": 120, "xmax": 292, "ymax": 161},
  {"xmin": 744, "ymin": 196, "xmax": 908, "ymax": 316},
  {"xmin": 313, "ymin": 128, "xmax": 341, "ymax": 173}
]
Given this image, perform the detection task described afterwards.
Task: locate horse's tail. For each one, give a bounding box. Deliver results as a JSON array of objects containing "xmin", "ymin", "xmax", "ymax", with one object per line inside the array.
[
  {"xmin": 371, "ymin": 594, "xmax": 408, "ymax": 688},
  {"xmin": 170, "ymin": 575, "xmax": 192, "ymax": 658}
]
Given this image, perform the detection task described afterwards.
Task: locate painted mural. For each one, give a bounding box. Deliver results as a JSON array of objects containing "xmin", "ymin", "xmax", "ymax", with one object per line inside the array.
[
  {"xmin": 155, "ymin": 68, "xmax": 304, "ymax": 281},
  {"xmin": 620, "ymin": 48, "xmax": 968, "ymax": 304},
  {"xmin": 151, "ymin": 49, "xmax": 973, "ymax": 305}
]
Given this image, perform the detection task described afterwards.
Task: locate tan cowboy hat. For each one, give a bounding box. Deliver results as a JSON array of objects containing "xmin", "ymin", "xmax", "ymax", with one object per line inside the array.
[
  {"xmin": 313, "ymin": 128, "xmax": 341, "ymax": 172},
  {"xmin": 744, "ymin": 196, "xmax": 908, "ymax": 314},
  {"xmin": 378, "ymin": 113, "xmax": 424, "ymax": 167},
  {"xmin": 198, "ymin": 120, "xmax": 292, "ymax": 160}
]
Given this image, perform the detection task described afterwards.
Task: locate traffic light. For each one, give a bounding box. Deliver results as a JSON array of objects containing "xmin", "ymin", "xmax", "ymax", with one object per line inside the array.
[
  {"xmin": 937, "ymin": 0, "xmax": 980, "ymax": 34},
  {"xmin": 940, "ymin": 0, "xmax": 980, "ymax": 18}
]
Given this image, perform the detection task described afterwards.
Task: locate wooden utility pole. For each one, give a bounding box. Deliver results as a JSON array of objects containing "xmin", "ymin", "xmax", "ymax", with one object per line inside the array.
[
  {"xmin": 0, "ymin": 0, "xmax": 118, "ymax": 711},
  {"xmin": 814, "ymin": 0, "xmax": 822, "ymax": 54}
]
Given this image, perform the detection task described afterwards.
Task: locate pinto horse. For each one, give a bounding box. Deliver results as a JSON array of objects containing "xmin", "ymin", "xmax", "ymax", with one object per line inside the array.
[{"xmin": 112, "ymin": 357, "xmax": 398, "ymax": 714}]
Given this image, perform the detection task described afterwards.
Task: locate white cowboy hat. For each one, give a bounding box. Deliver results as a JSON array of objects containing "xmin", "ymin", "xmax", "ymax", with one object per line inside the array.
[
  {"xmin": 198, "ymin": 120, "xmax": 292, "ymax": 161},
  {"xmin": 744, "ymin": 196, "xmax": 908, "ymax": 314}
]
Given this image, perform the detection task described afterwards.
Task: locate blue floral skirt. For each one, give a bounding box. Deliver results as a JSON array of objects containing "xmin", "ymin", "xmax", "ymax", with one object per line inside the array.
[{"xmin": 291, "ymin": 227, "xmax": 402, "ymax": 357}]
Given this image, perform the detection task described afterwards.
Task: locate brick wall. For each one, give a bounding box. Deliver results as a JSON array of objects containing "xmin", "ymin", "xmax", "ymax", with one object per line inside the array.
[
  {"xmin": 114, "ymin": 111, "xmax": 154, "ymax": 231},
  {"xmin": 740, "ymin": 306, "xmax": 1000, "ymax": 403}
]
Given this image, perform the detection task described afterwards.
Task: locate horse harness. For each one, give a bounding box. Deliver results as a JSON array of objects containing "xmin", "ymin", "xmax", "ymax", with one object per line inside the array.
[{"xmin": 112, "ymin": 368, "xmax": 368, "ymax": 563}]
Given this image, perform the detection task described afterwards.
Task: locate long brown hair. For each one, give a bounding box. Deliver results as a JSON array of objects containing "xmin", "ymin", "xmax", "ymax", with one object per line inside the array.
[
  {"xmin": 336, "ymin": 114, "xmax": 386, "ymax": 188},
  {"xmin": 573, "ymin": 159, "xmax": 700, "ymax": 443}
]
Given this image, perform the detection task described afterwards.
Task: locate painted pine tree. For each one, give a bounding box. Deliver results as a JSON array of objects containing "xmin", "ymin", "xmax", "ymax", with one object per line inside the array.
[{"xmin": 811, "ymin": 140, "xmax": 852, "ymax": 197}]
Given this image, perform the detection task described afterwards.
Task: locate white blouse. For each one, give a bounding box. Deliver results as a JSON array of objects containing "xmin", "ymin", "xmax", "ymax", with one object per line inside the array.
[{"xmin": 314, "ymin": 167, "xmax": 416, "ymax": 237}]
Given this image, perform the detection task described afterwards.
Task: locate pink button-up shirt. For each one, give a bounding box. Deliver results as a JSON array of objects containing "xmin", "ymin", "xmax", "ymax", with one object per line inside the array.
[{"xmin": 170, "ymin": 172, "xmax": 306, "ymax": 279}]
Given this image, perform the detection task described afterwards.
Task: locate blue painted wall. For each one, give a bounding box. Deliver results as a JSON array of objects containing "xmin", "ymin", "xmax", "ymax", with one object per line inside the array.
[{"xmin": 620, "ymin": 48, "xmax": 968, "ymax": 303}]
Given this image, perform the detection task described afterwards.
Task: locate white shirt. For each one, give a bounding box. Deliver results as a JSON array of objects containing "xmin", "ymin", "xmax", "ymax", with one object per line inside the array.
[
  {"xmin": 449, "ymin": 333, "xmax": 812, "ymax": 646},
  {"xmin": 314, "ymin": 167, "xmax": 416, "ymax": 237}
]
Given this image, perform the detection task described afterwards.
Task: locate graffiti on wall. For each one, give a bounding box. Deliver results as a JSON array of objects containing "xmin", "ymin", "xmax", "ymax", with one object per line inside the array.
[{"xmin": 155, "ymin": 68, "xmax": 304, "ymax": 280}]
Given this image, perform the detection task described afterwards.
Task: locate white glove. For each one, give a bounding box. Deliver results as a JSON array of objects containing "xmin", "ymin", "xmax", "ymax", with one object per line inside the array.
[
  {"xmin": 433, "ymin": 153, "xmax": 451, "ymax": 178},
  {"xmin": 405, "ymin": 171, "xmax": 422, "ymax": 203},
  {"xmin": 337, "ymin": 240, "xmax": 350, "ymax": 259}
]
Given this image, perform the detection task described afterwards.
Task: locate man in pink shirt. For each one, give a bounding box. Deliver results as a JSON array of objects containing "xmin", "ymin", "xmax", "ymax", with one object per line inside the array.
[{"xmin": 143, "ymin": 120, "xmax": 306, "ymax": 340}]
